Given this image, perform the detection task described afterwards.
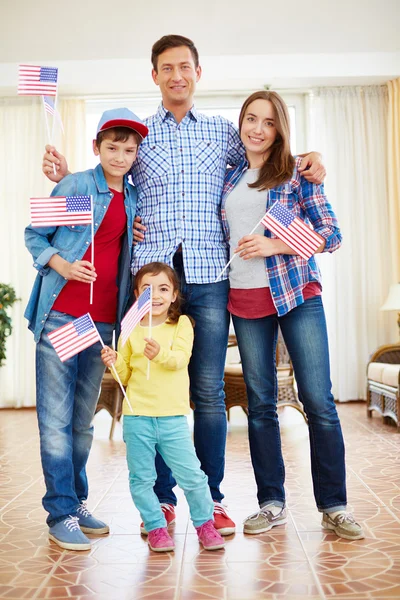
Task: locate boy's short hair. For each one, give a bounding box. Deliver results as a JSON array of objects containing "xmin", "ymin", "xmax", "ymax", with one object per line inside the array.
[
  {"xmin": 151, "ymin": 34, "xmax": 199, "ymax": 72},
  {"xmin": 96, "ymin": 127, "xmax": 142, "ymax": 148}
]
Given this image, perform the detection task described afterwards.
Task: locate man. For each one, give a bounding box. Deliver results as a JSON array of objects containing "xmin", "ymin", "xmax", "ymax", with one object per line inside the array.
[{"xmin": 42, "ymin": 34, "xmax": 325, "ymax": 536}]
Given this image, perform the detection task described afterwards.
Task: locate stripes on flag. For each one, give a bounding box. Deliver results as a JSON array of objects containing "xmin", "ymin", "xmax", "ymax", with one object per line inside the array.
[
  {"xmin": 43, "ymin": 96, "xmax": 64, "ymax": 133},
  {"xmin": 261, "ymin": 201, "xmax": 324, "ymax": 260},
  {"xmin": 30, "ymin": 195, "xmax": 92, "ymax": 227},
  {"xmin": 120, "ymin": 286, "xmax": 152, "ymax": 347},
  {"xmin": 18, "ymin": 64, "xmax": 58, "ymax": 96},
  {"xmin": 48, "ymin": 313, "xmax": 100, "ymax": 362}
]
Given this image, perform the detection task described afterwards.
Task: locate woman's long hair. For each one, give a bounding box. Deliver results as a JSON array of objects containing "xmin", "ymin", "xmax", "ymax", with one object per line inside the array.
[{"xmin": 238, "ymin": 90, "xmax": 295, "ymax": 190}]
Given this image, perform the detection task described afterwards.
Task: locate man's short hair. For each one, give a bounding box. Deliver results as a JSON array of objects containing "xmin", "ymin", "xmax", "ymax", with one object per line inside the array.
[{"xmin": 151, "ymin": 34, "xmax": 199, "ymax": 72}]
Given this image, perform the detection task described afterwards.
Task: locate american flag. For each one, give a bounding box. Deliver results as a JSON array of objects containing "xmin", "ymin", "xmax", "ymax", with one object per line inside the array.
[
  {"xmin": 18, "ymin": 64, "xmax": 58, "ymax": 96},
  {"xmin": 48, "ymin": 313, "xmax": 100, "ymax": 362},
  {"xmin": 120, "ymin": 286, "xmax": 152, "ymax": 347},
  {"xmin": 30, "ymin": 195, "xmax": 92, "ymax": 227},
  {"xmin": 43, "ymin": 96, "xmax": 64, "ymax": 133},
  {"xmin": 262, "ymin": 201, "xmax": 324, "ymax": 260}
]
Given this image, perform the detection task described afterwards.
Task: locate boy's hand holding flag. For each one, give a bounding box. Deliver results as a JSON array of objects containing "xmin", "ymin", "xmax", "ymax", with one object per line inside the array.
[{"xmin": 29, "ymin": 195, "xmax": 96, "ymax": 304}]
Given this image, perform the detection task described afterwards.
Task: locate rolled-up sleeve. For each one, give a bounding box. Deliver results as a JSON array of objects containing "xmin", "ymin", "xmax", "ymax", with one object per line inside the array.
[
  {"xmin": 24, "ymin": 225, "xmax": 61, "ymax": 276},
  {"xmin": 297, "ymin": 178, "xmax": 342, "ymax": 253}
]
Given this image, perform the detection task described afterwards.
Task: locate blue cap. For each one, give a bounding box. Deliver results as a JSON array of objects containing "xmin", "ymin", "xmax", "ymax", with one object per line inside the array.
[{"xmin": 96, "ymin": 107, "xmax": 148, "ymax": 139}]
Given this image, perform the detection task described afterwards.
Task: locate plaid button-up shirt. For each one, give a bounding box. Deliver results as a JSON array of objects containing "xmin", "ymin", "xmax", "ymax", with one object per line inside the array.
[
  {"xmin": 131, "ymin": 104, "xmax": 244, "ymax": 283},
  {"xmin": 221, "ymin": 156, "xmax": 342, "ymax": 316}
]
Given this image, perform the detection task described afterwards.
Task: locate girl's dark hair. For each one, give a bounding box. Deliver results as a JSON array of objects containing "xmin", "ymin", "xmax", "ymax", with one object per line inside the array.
[
  {"xmin": 239, "ymin": 90, "xmax": 295, "ymax": 190},
  {"xmin": 134, "ymin": 262, "xmax": 183, "ymax": 325},
  {"xmin": 96, "ymin": 127, "xmax": 142, "ymax": 148},
  {"xmin": 151, "ymin": 34, "xmax": 199, "ymax": 72}
]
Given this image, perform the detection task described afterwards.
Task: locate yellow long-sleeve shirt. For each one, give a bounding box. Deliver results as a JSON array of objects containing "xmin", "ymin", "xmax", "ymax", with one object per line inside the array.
[{"xmin": 112, "ymin": 315, "xmax": 194, "ymax": 416}]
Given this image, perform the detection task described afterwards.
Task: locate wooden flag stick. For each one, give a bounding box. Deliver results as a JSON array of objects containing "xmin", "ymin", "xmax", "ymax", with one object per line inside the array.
[
  {"xmin": 214, "ymin": 216, "xmax": 265, "ymax": 282},
  {"xmin": 41, "ymin": 96, "xmax": 57, "ymax": 177},
  {"xmin": 89, "ymin": 195, "xmax": 94, "ymax": 305},
  {"xmin": 89, "ymin": 315, "xmax": 134, "ymax": 413},
  {"xmin": 146, "ymin": 285, "xmax": 153, "ymax": 381}
]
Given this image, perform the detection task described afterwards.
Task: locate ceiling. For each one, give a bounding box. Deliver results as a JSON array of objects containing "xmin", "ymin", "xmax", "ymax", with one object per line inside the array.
[{"xmin": 0, "ymin": 0, "xmax": 399, "ymax": 95}]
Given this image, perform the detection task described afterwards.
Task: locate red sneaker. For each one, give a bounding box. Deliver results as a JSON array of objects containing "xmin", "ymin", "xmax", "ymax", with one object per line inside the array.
[
  {"xmin": 213, "ymin": 502, "xmax": 236, "ymax": 535},
  {"xmin": 140, "ymin": 503, "xmax": 176, "ymax": 535},
  {"xmin": 196, "ymin": 520, "xmax": 225, "ymax": 550},
  {"xmin": 148, "ymin": 527, "xmax": 175, "ymax": 552}
]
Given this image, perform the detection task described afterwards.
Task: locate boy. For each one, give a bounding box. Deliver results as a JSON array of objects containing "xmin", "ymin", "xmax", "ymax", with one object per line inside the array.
[{"xmin": 25, "ymin": 108, "xmax": 148, "ymax": 551}]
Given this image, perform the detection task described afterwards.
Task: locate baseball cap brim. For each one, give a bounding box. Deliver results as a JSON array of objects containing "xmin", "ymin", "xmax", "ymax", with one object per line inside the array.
[{"xmin": 99, "ymin": 118, "xmax": 149, "ymax": 139}]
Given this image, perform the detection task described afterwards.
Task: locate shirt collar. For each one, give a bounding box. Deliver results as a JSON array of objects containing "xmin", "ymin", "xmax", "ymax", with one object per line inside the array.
[{"xmin": 156, "ymin": 103, "xmax": 198, "ymax": 124}]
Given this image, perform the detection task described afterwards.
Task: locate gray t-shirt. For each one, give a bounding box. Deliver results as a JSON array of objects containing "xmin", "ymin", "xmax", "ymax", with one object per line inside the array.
[{"xmin": 225, "ymin": 169, "xmax": 269, "ymax": 289}]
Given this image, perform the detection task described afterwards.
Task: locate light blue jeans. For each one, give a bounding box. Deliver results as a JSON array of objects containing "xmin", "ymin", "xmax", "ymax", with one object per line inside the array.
[
  {"xmin": 123, "ymin": 415, "xmax": 214, "ymax": 532},
  {"xmin": 36, "ymin": 310, "xmax": 114, "ymax": 526}
]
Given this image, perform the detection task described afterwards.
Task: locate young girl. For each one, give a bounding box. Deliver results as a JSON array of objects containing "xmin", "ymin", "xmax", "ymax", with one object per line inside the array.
[
  {"xmin": 221, "ymin": 91, "xmax": 364, "ymax": 540},
  {"xmin": 101, "ymin": 262, "xmax": 225, "ymax": 552}
]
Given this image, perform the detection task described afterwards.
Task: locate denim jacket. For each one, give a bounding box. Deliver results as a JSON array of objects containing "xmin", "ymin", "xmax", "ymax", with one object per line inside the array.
[{"xmin": 25, "ymin": 163, "xmax": 137, "ymax": 341}]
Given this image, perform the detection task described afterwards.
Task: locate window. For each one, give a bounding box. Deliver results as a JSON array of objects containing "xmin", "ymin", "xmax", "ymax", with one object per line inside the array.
[{"xmin": 84, "ymin": 92, "xmax": 306, "ymax": 168}]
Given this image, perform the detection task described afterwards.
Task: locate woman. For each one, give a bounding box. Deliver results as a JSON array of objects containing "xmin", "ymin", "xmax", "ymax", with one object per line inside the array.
[{"xmin": 221, "ymin": 91, "xmax": 363, "ymax": 540}]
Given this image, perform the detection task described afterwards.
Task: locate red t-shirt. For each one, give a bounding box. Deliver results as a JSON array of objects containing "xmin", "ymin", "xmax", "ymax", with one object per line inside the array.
[
  {"xmin": 53, "ymin": 189, "xmax": 127, "ymax": 323},
  {"xmin": 228, "ymin": 282, "xmax": 322, "ymax": 319}
]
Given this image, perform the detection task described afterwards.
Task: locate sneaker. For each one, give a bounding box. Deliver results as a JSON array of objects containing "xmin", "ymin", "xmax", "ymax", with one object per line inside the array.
[
  {"xmin": 196, "ymin": 520, "xmax": 225, "ymax": 550},
  {"xmin": 49, "ymin": 516, "xmax": 91, "ymax": 551},
  {"xmin": 322, "ymin": 511, "xmax": 364, "ymax": 540},
  {"xmin": 76, "ymin": 502, "xmax": 109, "ymax": 535},
  {"xmin": 213, "ymin": 502, "xmax": 236, "ymax": 536},
  {"xmin": 243, "ymin": 505, "xmax": 287, "ymax": 534},
  {"xmin": 148, "ymin": 527, "xmax": 175, "ymax": 552},
  {"xmin": 140, "ymin": 503, "xmax": 176, "ymax": 535}
]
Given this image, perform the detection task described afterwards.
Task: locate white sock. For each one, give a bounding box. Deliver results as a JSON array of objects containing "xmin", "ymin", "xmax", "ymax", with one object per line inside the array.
[
  {"xmin": 327, "ymin": 510, "xmax": 346, "ymax": 519},
  {"xmin": 261, "ymin": 503, "xmax": 283, "ymax": 516}
]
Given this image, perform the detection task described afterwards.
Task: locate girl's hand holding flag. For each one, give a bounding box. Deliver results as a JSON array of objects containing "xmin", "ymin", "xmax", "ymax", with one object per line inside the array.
[
  {"xmin": 101, "ymin": 346, "xmax": 117, "ymax": 368},
  {"xmin": 143, "ymin": 338, "xmax": 160, "ymax": 361}
]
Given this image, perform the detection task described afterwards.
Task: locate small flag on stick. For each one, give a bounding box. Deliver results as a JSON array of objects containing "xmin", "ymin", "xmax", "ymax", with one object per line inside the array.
[
  {"xmin": 120, "ymin": 287, "xmax": 152, "ymax": 347},
  {"xmin": 18, "ymin": 64, "xmax": 58, "ymax": 96},
  {"xmin": 43, "ymin": 96, "xmax": 64, "ymax": 133},
  {"xmin": 48, "ymin": 313, "xmax": 100, "ymax": 362},
  {"xmin": 30, "ymin": 195, "xmax": 92, "ymax": 227},
  {"xmin": 261, "ymin": 201, "xmax": 324, "ymax": 260}
]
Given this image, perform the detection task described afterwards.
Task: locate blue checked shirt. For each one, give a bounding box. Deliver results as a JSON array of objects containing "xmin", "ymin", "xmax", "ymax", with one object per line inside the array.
[
  {"xmin": 221, "ymin": 156, "xmax": 342, "ymax": 316},
  {"xmin": 131, "ymin": 104, "xmax": 244, "ymax": 283}
]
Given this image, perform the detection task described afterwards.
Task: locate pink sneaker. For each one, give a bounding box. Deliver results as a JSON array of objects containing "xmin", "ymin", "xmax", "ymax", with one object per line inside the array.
[
  {"xmin": 196, "ymin": 520, "xmax": 225, "ymax": 551},
  {"xmin": 148, "ymin": 527, "xmax": 175, "ymax": 552},
  {"xmin": 141, "ymin": 503, "xmax": 176, "ymax": 535}
]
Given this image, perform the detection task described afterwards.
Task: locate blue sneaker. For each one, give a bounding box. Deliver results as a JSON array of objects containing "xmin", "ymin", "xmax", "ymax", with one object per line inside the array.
[
  {"xmin": 76, "ymin": 502, "xmax": 109, "ymax": 535},
  {"xmin": 49, "ymin": 516, "xmax": 91, "ymax": 551}
]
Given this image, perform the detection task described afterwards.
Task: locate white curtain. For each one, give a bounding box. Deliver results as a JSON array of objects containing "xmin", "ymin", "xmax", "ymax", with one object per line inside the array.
[
  {"xmin": 0, "ymin": 97, "xmax": 86, "ymax": 407},
  {"xmin": 308, "ymin": 86, "xmax": 395, "ymax": 401}
]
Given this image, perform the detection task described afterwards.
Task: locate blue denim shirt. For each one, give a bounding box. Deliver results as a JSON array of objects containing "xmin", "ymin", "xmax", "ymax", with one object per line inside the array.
[{"xmin": 25, "ymin": 163, "xmax": 137, "ymax": 341}]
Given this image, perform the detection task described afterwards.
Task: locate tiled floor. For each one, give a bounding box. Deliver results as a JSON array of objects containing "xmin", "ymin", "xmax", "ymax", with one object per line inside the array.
[{"xmin": 1, "ymin": 403, "xmax": 400, "ymax": 600}]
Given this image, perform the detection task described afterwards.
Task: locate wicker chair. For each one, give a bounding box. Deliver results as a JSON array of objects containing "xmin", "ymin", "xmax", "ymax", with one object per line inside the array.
[
  {"xmin": 95, "ymin": 372, "xmax": 123, "ymax": 440},
  {"xmin": 224, "ymin": 329, "xmax": 307, "ymax": 422},
  {"xmin": 367, "ymin": 343, "xmax": 400, "ymax": 431}
]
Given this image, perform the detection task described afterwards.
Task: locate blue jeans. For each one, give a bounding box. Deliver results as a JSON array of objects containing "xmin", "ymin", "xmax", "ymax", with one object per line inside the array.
[
  {"xmin": 35, "ymin": 310, "xmax": 114, "ymax": 526},
  {"xmin": 154, "ymin": 253, "xmax": 230, "ymax": 504},
  {"xmin": 232, "ymin": 296, "xmax": 347, "ymax": 513},
  {"xmin": 124, "ymin": 416, "xmax": 214, "ymax": 532}
]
